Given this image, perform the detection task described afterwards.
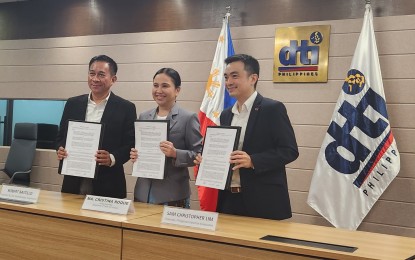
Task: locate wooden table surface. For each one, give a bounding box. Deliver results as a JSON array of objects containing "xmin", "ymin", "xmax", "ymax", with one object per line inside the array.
[
  {"xmin": 123, "ymin": 211, "xmax": 415, "ymax": 260},
  {"xmin": 0, "ymin": 188, "xmax": 163, "ymax": 226}
]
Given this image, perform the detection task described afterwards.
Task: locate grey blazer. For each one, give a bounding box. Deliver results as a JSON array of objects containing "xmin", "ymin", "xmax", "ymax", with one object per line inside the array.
[{"xmin": 134, "ymin": 103, "xmax": 202, "ymax": 204}]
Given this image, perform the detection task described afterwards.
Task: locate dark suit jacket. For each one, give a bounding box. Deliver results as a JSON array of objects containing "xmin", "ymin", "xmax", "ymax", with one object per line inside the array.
[
  {"xmin": 56, "ymin": 92, "xmax": 137, "ymax": 198},
  {"xmin": 218, "ymin": 93, "xmax": 299, "ymax": 220}
]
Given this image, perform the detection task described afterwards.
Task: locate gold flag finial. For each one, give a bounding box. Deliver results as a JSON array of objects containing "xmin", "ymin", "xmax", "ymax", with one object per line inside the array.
[{"xmin": 225, "ymin": 6, "xmax": 231, "ymax": 18}]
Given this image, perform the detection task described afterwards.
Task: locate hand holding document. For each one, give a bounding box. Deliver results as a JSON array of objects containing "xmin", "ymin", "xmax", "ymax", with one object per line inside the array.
[
  {"xmin": 132, "ymin": 120, "xmax": 169, "ymax": 179},
  {"xmin": 61, "ymin": 121, "xmax": 102, "ymax": 178},
  {"xmin": 196, "ymin": 126, "xmax": 241, "ymax": 190}
]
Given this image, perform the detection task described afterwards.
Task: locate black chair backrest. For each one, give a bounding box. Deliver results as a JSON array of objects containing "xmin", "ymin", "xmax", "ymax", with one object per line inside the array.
[
  {"xmin": 36, "ymin": 123, "xmax": 59, "ymax": 149},
  {"xmin": 4, "ymin": 123, "xmax": 38, "ymax": 178}
]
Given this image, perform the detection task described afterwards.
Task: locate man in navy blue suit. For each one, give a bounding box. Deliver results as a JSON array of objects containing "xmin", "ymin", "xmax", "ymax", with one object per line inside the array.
[{"xmin": 217, "ymin": 54, "xmax": 299, "ymax": 220}]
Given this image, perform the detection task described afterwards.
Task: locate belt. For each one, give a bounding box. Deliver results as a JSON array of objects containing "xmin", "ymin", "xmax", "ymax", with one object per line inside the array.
[{"xmin": 228, "ymin": 187, "xmax": 242, "ymax": 193}]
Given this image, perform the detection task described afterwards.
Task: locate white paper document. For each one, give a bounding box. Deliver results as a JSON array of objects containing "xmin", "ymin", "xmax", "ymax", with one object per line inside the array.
[
  {"xmin": 61, "ymin": 121, "xmax": 102, "ymax": 178},
  {"xmin": 132, "ymin": 120, "xmax": 168, "ymax": 179},
  {"xmin": 196, "ymin": 127, "xmax": 240, "ymax": 190}
]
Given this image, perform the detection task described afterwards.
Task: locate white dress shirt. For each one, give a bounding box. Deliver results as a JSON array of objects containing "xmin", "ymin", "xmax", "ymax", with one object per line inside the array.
[
  {"xmin": 86, "ymin": 91, "xmax": 115, "ymax": 166},
  {"xmin": 230, "ymin": 91, "xmax": 257, "ymax": 188},
  {"xmin": 79, "ymin": 91, "xmax": 114, "ymax": 195}
]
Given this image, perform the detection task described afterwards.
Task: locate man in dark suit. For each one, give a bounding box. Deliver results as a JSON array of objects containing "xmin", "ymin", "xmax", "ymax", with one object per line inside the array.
[
  {"xmin": 217, "ymin": 54, "xmax": 299, "ymax": 220},
  {"xmin": 56, "ymin": 55, "xmax": 136, "ymax": 199}
]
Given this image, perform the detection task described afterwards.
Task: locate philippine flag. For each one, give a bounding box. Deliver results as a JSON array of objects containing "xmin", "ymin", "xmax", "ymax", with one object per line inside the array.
[
  {"xmin": 197, "ymin": 13, "xmax": 235, "ymax": 211},
  {"xmin": 307, "ymin": 4, "xmax": 400, "ymax": 230}
]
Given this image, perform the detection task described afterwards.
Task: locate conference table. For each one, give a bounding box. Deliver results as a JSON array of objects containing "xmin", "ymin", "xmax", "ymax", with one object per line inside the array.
[{"xmin": 0, "ymin": 188, "xmax": 414, "ymax": 259}]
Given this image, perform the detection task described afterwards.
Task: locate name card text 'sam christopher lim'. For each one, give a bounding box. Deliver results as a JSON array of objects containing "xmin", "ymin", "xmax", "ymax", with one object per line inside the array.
[{"xmin": 162, "ymin": 206, "xmax": 219, "ymax": 231}]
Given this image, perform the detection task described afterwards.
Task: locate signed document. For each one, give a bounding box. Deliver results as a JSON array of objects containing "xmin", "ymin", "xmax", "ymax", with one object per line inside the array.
[
  {"xmin": 62, "ymin": 121, "xmax": 102, "ymax": 178},
  {"xmin": 196, "ymin": 126, "xmax": 241, "ymax": 190},
  {"xmin": 132, "ymin": 120, "xmax": 169, "ymax": 179}
]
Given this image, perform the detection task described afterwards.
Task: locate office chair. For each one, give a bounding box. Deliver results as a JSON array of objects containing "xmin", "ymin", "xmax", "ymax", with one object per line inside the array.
[
  {"xmin": 36, "ymin": 123, "xmax": 59, "ymax": 149},
  {"xmin": 0, "ymin": 123, "xmax": 38, "ymax": 186}
]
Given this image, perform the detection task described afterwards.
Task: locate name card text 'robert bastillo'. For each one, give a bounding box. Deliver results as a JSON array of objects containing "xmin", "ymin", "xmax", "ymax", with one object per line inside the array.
[{"xmin": 0, "ymin": 184, "xmax": 40, "ymax": 204}]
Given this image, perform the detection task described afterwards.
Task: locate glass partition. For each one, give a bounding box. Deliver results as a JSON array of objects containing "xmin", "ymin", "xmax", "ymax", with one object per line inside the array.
[{"xmin": 0, "ymin": 99, "xmax": 66, "ymax": 148}]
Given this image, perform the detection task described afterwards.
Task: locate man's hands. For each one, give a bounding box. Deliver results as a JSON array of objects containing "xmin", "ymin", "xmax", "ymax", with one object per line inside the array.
[
  {"xmin": 57, "ymin": 146, "xmax": 112, "ymax": 167},
  {"xmin": 130, "ymin": 148, "xmax": 138, "ymax": 162},
  {"xmin": 57, "ymin": 146, "xmax": 67, "ymax": 160},
  {"xmin": 96, "ymin": 150, "xmax": 112, "ymax": 166},
  {"xmin": 230, "ymin": 150, "xmax": 253, "ymax": 170},
  {"xmin": 193, "ymin": 150, "xmax": 254, "ymax": 170}
]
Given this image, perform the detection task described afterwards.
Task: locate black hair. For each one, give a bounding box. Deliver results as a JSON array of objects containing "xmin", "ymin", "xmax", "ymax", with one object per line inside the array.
[
  {"xmin": 153, "ymin": 68, "xmax": 181, "ymax": 88},
  {"xmin": 225, "ymin": 54, "xmax": 260, "ymax": 88},
  {"xmin": 89, "ymin": 55, "xmax": 118, "ymax": 76}
]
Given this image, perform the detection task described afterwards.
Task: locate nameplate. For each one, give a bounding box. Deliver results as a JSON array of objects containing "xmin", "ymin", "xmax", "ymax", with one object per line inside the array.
[
  {"xmin": 161, "ymin": 206, "xmax": 218, "ymax": 231},
  {"xmin": 82, "ymin": 195, "xmax": 133, "ymax": 215},
  {"xmin": 0, "ymin": 184, "xmax": 40, "ymax": 204}
]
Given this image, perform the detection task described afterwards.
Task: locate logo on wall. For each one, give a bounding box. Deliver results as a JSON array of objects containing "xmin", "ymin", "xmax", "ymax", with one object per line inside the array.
[{"xmin": 273, "ymin": 25, "xmax": 330, "ymax": 83}]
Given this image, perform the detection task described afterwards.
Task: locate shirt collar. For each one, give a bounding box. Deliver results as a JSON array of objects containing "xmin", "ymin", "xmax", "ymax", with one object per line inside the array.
[
  {"xmin": 231, "ymin": 91, "xmax": 258, "ymax": 114},
  {"xmin": 88, "ymin": 91, "xmax": 111, "ymax": 105}
]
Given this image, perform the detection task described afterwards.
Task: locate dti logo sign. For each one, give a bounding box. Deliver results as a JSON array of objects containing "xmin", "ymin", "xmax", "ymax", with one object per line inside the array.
[
  {"xmin": 273, "ymin": 25, "xmax": 330, "ymax": 82},
  {"xmin": 278, "ymin": 31, "xmax": 322, "ymax": 73}
]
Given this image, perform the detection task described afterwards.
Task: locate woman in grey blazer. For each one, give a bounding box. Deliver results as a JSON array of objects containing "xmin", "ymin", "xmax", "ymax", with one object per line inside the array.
[{"xmin": 130, "ymin": 68, "xmax": 202, "ymax": 208}]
